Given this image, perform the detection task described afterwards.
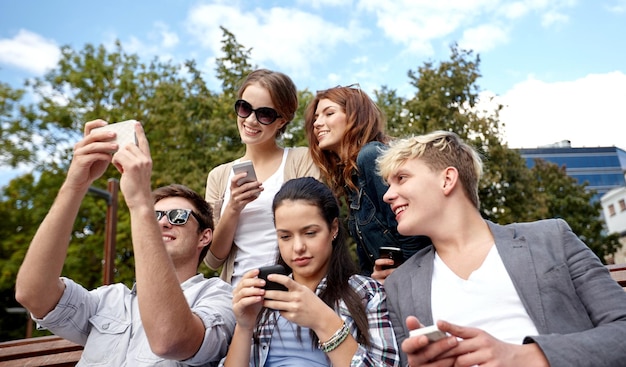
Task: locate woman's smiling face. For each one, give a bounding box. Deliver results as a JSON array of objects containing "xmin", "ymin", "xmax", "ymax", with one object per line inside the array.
[{"xmin": 237, "ymin": 83, "xmax": 286, "ymax": 146}]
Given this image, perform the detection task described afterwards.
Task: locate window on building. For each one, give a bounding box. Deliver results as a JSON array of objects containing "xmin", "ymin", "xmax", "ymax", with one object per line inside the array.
[
  {"xmin": 620, "ymin": 199, "xmax": 626, "ymax": 212},
  {"xmin": 609, "ymin": 204, "xmax": 616, "ymax": 216}
]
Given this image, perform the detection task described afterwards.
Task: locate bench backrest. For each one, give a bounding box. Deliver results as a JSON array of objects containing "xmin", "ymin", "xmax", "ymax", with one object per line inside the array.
[
  {"xmin": 0, "ymin": 335, "xmax": 83, "ymax": 367},
  {"xmin": 607, "ymin": 263, "xmax": 626, "ymax": 289}
]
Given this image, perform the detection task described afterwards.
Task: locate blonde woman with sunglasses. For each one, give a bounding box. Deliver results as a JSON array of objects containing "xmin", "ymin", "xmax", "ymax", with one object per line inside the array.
[{"xmin": 205, "ymin": 69, "xmax": 320, "ymax": 286}]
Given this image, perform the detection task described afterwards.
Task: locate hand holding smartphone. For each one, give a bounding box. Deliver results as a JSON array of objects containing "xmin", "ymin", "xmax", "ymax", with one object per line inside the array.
[
  {"xmin": 258, "ymin": 265, "xmax": 288, "ymax": 292},
  {"xmin": 379, "ymin": 246, "xmax": 404, "ymax": 270},
  {"xmin": 232, "ymin": 160, "xmax": 258, "ymax": 186},
  {"xmin": 409, "ymin": 325, "xmax": 448, "ymax": 343},
  {"xmin": 92, "ymin": 120, "xmax": 138, "ymax": 151}
]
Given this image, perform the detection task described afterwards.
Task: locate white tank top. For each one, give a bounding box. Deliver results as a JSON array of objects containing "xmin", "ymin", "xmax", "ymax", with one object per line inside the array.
[{"xmin": 222, "ymin": 149, "xmax": 289, "ymax": 286}]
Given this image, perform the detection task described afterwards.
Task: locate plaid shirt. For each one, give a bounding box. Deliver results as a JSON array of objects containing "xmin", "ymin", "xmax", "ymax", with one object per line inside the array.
[{"xmin": 251, "ymin": 274, "xmax": 399, "ymax": 367}]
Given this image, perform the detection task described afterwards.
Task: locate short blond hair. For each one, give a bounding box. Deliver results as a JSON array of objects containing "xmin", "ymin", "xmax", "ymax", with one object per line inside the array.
[{"xmin": 377, "ymin": 131, "xmax": 483, "ymax": 209}]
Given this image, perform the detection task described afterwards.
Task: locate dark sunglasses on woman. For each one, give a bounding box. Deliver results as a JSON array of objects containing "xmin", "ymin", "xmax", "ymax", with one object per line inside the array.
[
  {"xmin": 234, "ymin": 99, "xmax": 281, "ymax": 125},
  {"xmin": 155, "ymin": 209, "xmax": 199, "ymax": 226}
]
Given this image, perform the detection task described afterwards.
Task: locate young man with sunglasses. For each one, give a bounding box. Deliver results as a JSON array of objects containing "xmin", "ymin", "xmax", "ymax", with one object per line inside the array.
[{"xmin": 16, "ymin": 120, "xmax": 236, "ymax": 366}]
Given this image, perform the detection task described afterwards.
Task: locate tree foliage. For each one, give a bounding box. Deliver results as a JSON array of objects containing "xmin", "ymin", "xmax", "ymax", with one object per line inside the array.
[
  {"xmin": 530, "ymin": 159, "xmax": 621, "ymax": 260},
  {"xmin": 0, "ymin": 82, "xmax": 31, "ymax": 166}
]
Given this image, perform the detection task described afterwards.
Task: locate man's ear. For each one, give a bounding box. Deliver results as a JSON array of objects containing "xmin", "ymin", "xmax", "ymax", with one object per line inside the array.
[
  {"xmin": 442, "ymin": 166, "xmax": 459, "ymax": 196},
  {"xmin": 199, "ymin": 228, "xmax": 213, "ymax": 248}
]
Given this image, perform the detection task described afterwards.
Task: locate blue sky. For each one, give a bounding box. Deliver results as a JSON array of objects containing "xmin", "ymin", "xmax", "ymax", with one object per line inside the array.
[{"xmin": 1, "ymin": 0, "xmax": 625, "ymax": 185}]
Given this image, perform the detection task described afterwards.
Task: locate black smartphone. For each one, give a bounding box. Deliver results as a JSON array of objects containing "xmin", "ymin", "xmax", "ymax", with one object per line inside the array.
[
  {"xmin": 379, "ymin": 246, "xmax": 404, "ymax": 270},
  {"xmin": 258, "ymin": 265, "xmax": 288, "ymax": 292}
]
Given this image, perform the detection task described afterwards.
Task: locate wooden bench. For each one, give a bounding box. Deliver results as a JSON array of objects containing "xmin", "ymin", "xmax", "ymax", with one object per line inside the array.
[
  {"xmin": 608, "ymin": 263, "xmax": 626, "ymax": 289},
  {"xmin": 0, "ymin": 335, "xmax": 83, "ymax": 367}
]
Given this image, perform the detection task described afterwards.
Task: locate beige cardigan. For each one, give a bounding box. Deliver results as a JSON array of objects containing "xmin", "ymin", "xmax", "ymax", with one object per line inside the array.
[{"xmin": 204, "ymin": 147, "xmax": 321, "ymax": 283}]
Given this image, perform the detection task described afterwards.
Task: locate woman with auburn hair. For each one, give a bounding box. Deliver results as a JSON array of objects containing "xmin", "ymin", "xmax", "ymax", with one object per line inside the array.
[
  {"xmin": 205, "ymin": 69, "xmax": 320, "ymax": 286},
  {"xmin": 304, "ymin": 85, "xmax": 430, "ymax": 282}
]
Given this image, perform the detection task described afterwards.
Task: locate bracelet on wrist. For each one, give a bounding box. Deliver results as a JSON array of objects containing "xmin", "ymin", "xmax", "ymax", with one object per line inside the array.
[{"xmin": 318, "ymin": 321, "xmax": 350, "ymax": 353}]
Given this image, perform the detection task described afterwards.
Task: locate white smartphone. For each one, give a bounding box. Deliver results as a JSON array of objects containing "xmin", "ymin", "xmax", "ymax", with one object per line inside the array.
[
  {"xmin": 232, "ymin": 160, "xmax": 257, "ymax": 186},
  {"xmin": 409, "ymin": 325, "xmax": 448, "ymax": 343},
  {"xmin": 92, "ymin": 120, "xmax": 138, "ymax": 151}
]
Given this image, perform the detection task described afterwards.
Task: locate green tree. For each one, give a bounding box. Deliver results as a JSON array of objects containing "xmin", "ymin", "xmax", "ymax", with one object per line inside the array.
[
  {"xmin": 378, "ymin": 44, "xmax": 543, "ymax": 223},
  {"xmin": 530, "ymin": 159, "xmax": 621, "ymax": 262},
  {"xmin": 0, "ymin": 28, "xmax": 266, "ymax": 339},
  {"xmin": 374, "ymin": 85, "xmax": 411, "ymax": 138},
  {"xmin": 0, "ymin": 82, "xmax": 31, "ymax": 167}
]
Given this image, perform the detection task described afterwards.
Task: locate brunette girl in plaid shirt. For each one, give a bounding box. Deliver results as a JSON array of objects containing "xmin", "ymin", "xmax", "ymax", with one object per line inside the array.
[{"xmin": 222, "ymin": 177, "xmax": 399, "ymax": 367}]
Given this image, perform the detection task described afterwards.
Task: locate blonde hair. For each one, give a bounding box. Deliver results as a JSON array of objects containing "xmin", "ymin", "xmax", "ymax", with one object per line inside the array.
[{"xmin": 377, "ymin": 131, "xmax": 483, "ymax": 208}]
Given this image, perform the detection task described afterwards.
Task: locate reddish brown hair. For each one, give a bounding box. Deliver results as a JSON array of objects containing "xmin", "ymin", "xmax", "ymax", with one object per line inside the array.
[{"xmin": 304, "ymin": 86, "xmax": 388, "ymax": 198}]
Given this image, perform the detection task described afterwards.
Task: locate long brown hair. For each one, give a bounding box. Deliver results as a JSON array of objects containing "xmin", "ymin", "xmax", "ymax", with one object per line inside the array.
[{"xmin": 304, "ymin": 85, "xmax": 388, "ymax": 198}]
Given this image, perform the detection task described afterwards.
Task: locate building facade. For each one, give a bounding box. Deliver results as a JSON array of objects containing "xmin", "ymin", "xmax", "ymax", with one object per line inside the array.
[
  {"xmin": 601, "ymin": 187, "xmax": 626, "ymax": 263},
  {"xmin": 518, "ymin": 141, "xmax": 626, "ymax": 263},
  {"xmin": 518, "ymin": 141, "xmax": 626, "ymax": 202}
]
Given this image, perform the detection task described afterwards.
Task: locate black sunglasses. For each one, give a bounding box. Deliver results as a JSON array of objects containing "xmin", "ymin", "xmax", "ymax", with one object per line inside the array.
[
  {"xmin": 234, "ymin": 99, "xmax": 281, "ymax": 125},
  {"xmin": 155, "ymin": 209, "xmax": 199, "ymax": 226}
]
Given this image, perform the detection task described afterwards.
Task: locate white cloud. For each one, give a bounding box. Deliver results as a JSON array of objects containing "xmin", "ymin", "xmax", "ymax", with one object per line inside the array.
[
  {"xmin": 497, "ymin": 71, "xmax": 626, "ymax": 149},
  {"xmin": 351, "ymin": 56, "xmax": 369, "ymax": 64},
  {"xmin": 115, "ymin": 25, "xmax": 178, "ymax": 65},
  {"xmin": 605, "ymin": 0, "xmax": 626, "ymax": 13},
  {"xmin": 499, "ymin": 2, "xmax": 531, "ymax": 19},
  {"xmin": 0, "ymin": 30, "xmax": 60, "ymax": 74},
  {"xmin": 154, "ymin": 22, "xmax": 180, "ymax": 48},
  {"xmin": 459, "ymin": 24, "xmax": 510, "ymax": 52},
  {"xmin": 296, "ymin": 0, "xmax": 352, "ymax": 9},
  {"xmin": 185, "ymin": 4, "xmax": 368, "ymax": 78},
  {"xmin": 356, "ymin": 0, "xmax": 577, "ymax": 55},
  {"xmin": 541, "ymin": 11, "xmax": 569, "ymax": 27}
]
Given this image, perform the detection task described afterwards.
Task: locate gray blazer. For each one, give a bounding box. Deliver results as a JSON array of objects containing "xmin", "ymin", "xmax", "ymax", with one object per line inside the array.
[{"xmin": 385, "ymin": 219, "xmax": 626, "ymax": 367}]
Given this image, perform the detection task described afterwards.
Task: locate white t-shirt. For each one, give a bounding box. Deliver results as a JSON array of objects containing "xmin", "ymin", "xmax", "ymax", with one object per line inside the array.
[
  {"xmin": 431, "ymin": 245, "xmax": 539, "ymax": 344},
  {"xmin": 222, "ymin": 148, "xmax": 289, "ymax": 286}
]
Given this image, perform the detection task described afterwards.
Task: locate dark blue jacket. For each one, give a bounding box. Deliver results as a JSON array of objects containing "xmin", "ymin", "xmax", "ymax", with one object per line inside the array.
[{"xmin": 346, "ymin": 141, "xmax": 431, "ymax": 275}]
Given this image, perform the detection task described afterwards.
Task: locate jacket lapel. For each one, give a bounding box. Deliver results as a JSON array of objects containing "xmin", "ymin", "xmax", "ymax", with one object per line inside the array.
[{"xmin": 409, "ymin": 247, "xmax": 436, "ymax": 326}]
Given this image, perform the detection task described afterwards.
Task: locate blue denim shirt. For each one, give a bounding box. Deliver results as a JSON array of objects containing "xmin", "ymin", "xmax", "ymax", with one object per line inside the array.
[{"xmin": 347, "ymin": 141, "xmax": 431, "ymax": 274}]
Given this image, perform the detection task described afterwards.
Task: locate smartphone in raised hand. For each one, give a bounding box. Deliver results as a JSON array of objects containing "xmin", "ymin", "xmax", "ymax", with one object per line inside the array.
[{"xmin": 92, "ymin": 120, "xmax": 138, "ymax": 151}]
